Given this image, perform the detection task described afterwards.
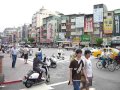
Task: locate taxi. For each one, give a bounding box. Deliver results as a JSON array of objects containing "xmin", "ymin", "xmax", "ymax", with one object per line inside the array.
[{"xmin": 92, "ymin": 47, "xmax": 119, "ymax": 58}]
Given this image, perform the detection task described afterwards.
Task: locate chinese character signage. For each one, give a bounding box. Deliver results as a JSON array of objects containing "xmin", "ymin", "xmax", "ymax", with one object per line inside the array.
[
  {"xmin": 103, "ymin": 18, "xmax": 113, "ymax": 34},
  {"xmin": 84, "ymin": 16, "xmax": 93, "ymax": 32},
  {"xmin": 93, "ymin": 8, "xmax": 103, "ymax": 23}
]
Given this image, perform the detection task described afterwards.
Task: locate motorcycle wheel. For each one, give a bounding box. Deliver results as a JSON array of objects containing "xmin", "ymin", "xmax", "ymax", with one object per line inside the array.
[
  {"xmin": 62, "ymin": 57, "xmax": 64, "ymax": 60},
  {"xmin": 46, "ymin": 74, "xmax": 50, "ymax": 83},
  {"xmin": 25, "ymin": 80, "xmax": 33, "ymax": 88}
]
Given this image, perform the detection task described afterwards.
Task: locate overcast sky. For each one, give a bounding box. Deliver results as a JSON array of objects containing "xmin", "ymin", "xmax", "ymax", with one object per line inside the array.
[{"xmin": 0, "ymin": 0, "xmax": 119, "ymax": 32}]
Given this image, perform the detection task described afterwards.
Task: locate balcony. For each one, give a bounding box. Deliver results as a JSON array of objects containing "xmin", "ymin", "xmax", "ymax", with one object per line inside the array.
[
  {"xmin": 71, "ymin": 25, "xmax": 75, "ymax": 29},
  {"xmin": 61, "ymin": 20, "xmax": 66, "ymax": 23},
  {"xmin": 71, "ymin": 31, "xmax": 82, "ymax": 35},
  {"xmin": 71, "ymin": 19, "xmax": 75, "ymax": 22},
  {"xmin": 61, "ymin": 26, "xmax": 66, "ymax": 29}
]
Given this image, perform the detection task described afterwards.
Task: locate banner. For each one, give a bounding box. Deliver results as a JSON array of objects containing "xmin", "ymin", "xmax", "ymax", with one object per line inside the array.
[
  {"xmin": 84, "ymin": 16, "xmax": 93, "ymax": 32},
  {"xmin": 114, "ymin": 15, "xmax": 120, "ymax": 34},
  {"xmin": 93, "ymin": 8, "xmax": 103, "ymax": 23},
  {"xmin": 103, "ymin": 18, "xmax": 113, "ymax": 34}
]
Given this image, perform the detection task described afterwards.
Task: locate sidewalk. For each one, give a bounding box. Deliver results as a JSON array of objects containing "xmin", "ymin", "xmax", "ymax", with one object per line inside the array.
[{"xmin": 3, "ymin": 54, "xmax": 32, "ymax": 82}]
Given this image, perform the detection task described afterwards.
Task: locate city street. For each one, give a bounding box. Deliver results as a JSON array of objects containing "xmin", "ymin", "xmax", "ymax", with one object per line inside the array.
[{"xmin": 0, "ymin": 48, "xmax": 120, "ymax": 90}]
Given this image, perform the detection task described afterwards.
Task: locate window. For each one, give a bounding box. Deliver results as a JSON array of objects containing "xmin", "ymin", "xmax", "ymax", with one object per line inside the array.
[
  {"xmin": 108, "ymin": 13, "xmax": 112, "ymax": 16},
  {"xmin": 105, "ymin": 21, "xmax": 107, "ymax": 24},
  {"xmin": 99, "ymin": 4, "xmax": 103, "ymax": 8},
  {"xmin": 109, "ymin": 21, "xmax": 112, "ymax": 24}
]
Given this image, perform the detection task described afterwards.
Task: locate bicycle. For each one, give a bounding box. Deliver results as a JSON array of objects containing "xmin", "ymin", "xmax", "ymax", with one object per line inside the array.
[
  {"xmin": 96, "ymin": 57, "xmax": 116, "ymax": 72},
  {"xmin": 113, "ymin": 56, "xmax": 120, "ymax": 70}
]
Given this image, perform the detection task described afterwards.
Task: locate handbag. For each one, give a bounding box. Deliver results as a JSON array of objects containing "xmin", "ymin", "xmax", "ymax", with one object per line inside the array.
[{"xmin": 80, "ymin": 70, "xmax": 86, "ymax": 82}]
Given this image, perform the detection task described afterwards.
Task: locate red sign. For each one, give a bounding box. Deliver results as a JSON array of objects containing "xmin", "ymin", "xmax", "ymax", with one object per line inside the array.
[{"xmin": 84, "ymin": 16, "xmax": 93, "ymax": 32}]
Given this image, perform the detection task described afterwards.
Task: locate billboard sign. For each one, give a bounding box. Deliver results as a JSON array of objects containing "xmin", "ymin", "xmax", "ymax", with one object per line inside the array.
[
  {"xmin": 47, "ymin": 23, "xmax": 53, "ymax": 42},
  {"xmin": 114, "ymin": 15, "xmax": 120, "ymax": 36},
  {"xmin": 76, "ymin": 16, "xmax": 84, "ymax": 28},
  {"xmin": 81, "ymin": 35, "xmax": 90, "ymax": 42},
  {"xmin": 103, "ymin": 18, "xmax": 113, "ymax": 34},
  {"xmin": 93, "ymin": 8, "xmax": 103, "ymax": 23},
  {"xmin": 84, "ymin": 16, "xmax": 93, "ymax": 32}
]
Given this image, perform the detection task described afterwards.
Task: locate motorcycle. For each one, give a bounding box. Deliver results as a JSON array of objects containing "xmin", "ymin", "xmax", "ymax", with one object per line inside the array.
[
  {"xmin": 43, "ymin": 54, "xmax": 57, "ymax": 68},
  {"xmin": 23, "ymin": 64, "xmax": 50, "ymax": 88},
  {"xmin": 57, "ymin": 53, "xmax": 65, "ymax": 60},
  {"xmin": 49, "ymin": 54, "xmax": 57, "ymax": 68}
]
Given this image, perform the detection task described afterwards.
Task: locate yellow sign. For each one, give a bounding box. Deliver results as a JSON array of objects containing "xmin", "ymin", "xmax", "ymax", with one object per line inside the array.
[
  {"xmin": 72, "ymin": 37, "xmax": 80, "ymax": 42},
  {"xmin": 103, "ymin": 18, "xmax": 113, "ymax": 34}
]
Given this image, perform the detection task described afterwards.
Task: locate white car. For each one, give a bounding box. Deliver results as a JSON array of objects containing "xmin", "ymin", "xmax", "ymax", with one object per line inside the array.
[{"xmin": 82, "ymin": 47, "xmax": 96, "ymax": 55}]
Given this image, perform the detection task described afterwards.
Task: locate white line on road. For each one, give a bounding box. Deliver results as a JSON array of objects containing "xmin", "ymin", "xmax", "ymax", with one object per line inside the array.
[
  {"xmin": 0, "ymin": 85, "xmax": 6, "ymax": 88},
  {"xmin": 20, "ymin": 83, "xmax": 54, "ymax": 90},
  {"xmin": 48, "ymin": 81, "xmax": 69, "ymax": 87}
]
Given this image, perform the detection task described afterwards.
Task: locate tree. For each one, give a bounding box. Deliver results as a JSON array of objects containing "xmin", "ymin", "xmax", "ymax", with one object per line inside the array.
[
  {"xmin": 28, "ymin": 37, "xmax": 35, "ymax": 43},
  {"xmin": 95, "ymin": 38, "xmax": 103, "ymax": 46}
]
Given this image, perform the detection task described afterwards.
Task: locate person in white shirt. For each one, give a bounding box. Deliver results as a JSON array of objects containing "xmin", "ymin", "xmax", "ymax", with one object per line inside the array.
[
  {"xmin": 82, "ymin": 50, "xmax": 93, "ymax": 90},
  {"xmin": 101, "ymin": 49, "xmax": 108, "ymax": 68},
  {"xmin": 57, "ymin": 47, "xmax": 63, "ymax": 58},
  {"xmin": 10, "ymin": 45, "xmax": 18, "ymax": 68}
]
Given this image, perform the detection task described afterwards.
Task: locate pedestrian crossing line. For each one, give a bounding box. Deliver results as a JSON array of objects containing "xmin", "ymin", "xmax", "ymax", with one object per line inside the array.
[
  {"xmin": 20, "ymin": 83, "xmax": 53, "ymax": 90},
  {"xmin": 48, "ymin": 81, "xmax": 69, "ymax": 87},
  {"xmin": 0, "ymin": 85, "xmax": 6, "ymax": 88}
]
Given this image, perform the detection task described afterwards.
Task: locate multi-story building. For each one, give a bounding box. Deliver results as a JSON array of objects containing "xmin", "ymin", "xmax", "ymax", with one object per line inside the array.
[
  {"xmin": 93, "ymin": 4, "xmax": 108, "ymax": 38},
  {"xmin": 61, "ymin": 14, "xmax": 85, "ymax": 46},
  {"xmin": 32, "ymin": 6, "xmax": 63, "ymax": 44},
  {"xmin": 22, "ymin": 24, "xmax": 29, "ymax": 41},
  {"xmin": 28, "ymin": 24, "xmax": 36, "ymax": 43},
  {"xmin": 103, "ymin": 11, "xmax": 114, "ymax": 46},
  {"xmin": 3, "ymin": 27, "xmax": 17, "ymax": 44},
  {"xmin": 41, "ymin": 15, "xmax": 61, "ymax": 45},
  {"xmin": 16, "ymin": 27, "xmax": 22, "ymax": 43},
  {"xmin": 82, "ymin": 14, "xmax": 93, "ymax": 46}
]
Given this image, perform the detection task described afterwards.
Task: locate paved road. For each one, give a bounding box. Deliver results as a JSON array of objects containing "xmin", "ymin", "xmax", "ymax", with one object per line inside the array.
[{"xmin": 1, "ymin": 48, "xmax": 120, "ymax": 90}]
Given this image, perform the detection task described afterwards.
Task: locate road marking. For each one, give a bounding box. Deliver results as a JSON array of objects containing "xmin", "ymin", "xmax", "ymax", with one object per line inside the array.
[
  {"xmin": 20, "ymin": 83, "xmax": 54, "ymax": 90},
  {"xmin": 48, "ymin": 81, "xmax": 69, "ymax": 87},
  {"xmin": 0, "ymin": 85, "xmax": 6, "ymax": 87}
]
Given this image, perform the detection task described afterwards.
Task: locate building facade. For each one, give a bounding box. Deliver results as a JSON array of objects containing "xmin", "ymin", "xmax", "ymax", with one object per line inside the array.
[
  {"xmin": 32, "ymin": 6, "xmax": 62, "ymax": 44},
  {"xmin": 41, "ymin": 15, "xmax": 61, "ymax": 44}
]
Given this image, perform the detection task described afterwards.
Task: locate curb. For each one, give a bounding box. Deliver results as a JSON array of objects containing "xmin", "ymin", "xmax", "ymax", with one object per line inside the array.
[{"xmin": 0, "ymin": 80, "xmax": 22, "ymax": 85}]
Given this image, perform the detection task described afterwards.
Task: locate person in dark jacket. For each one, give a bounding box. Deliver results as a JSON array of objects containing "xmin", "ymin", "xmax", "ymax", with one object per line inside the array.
[{"xmin": 33, "ymin": 54, "xmax": 47, "ymax": 79}]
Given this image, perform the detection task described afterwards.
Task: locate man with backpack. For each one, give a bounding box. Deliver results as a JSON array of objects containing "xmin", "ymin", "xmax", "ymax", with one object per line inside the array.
[{"xmin": 69, "ymin": 49, "xmax": 89, "ymax": 90}]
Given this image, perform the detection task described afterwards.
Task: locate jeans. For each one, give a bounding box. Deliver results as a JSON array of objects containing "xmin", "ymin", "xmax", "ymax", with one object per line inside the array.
[
  {"xmin": 73, "ymin": 81, "xmax": 80, "ymax": 90},
  {"xmin": 12, "ymin": 55, "xmax": 17, "ymax": 68}
]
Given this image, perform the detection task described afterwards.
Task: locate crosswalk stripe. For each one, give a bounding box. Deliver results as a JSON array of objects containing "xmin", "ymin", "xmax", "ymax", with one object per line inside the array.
[{"xmin": 20, "ymin": 83, "xmax": 54, "ymax": 90}]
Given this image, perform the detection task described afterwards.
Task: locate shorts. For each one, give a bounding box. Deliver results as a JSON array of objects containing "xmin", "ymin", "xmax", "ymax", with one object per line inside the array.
[
  {"xmin": 24, "ymin": 54, "xmax": 28, "ymax": 59},
  {"xmin": 82, "ymin": 77, "xmax": 92, "ymax": 88}
]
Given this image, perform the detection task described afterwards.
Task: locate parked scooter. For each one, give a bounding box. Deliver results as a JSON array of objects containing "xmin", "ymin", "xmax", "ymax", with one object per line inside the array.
[{"xmin": 23, "ymin": 64, "xmax": 50, "ymax": 88}]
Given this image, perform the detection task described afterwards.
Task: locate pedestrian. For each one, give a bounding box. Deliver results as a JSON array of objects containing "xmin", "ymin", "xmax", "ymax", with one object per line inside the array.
[
  {"xmin": 10, "ymin": 45, "xmax": 18, "ymax": 68},
  {"xmin": 36, "ymin": 48, "xmax": 42, "ymax": 61},
  {"xmin": 23, "ymin": 45, "xmax": 29, "ymax": 64},
  {"xmin": 68, "ymin": 49, "xmax": 89, "ymax": 90},
  {"xmin": 81, "ymin": 50, "xmax": 93, "ymax": 90}
]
